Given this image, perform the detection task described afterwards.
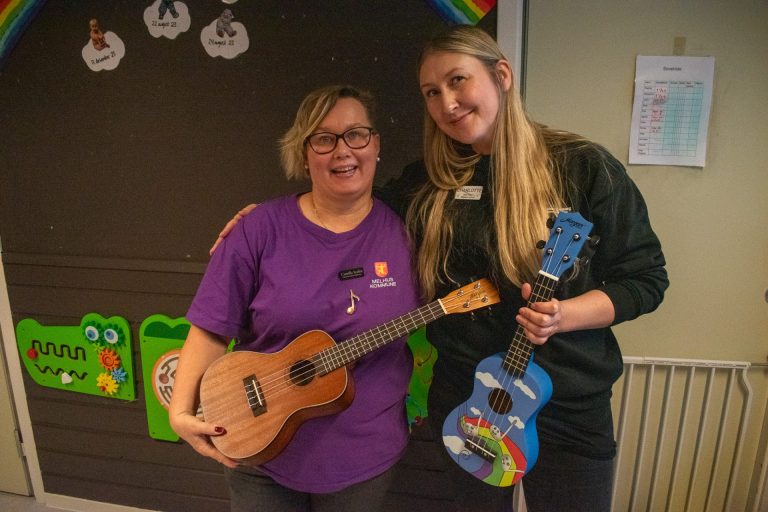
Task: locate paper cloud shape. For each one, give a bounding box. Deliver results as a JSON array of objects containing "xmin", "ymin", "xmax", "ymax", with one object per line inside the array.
[
  {"xmin": 144, "ymin": 1, "xmax": 191, "ymax": 40},
  {"xmin": 82, "ymin": 31, "xmax": 125, "ymax": 72},
  {"xmin": 200, "ymin": 13, "xmax": 249, "ymax": 59}
]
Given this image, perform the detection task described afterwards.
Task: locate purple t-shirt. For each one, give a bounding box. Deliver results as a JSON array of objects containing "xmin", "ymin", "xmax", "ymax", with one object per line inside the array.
[{"xmin": 187, "ymin": 194, "xmax": 421, "ymax": 492}]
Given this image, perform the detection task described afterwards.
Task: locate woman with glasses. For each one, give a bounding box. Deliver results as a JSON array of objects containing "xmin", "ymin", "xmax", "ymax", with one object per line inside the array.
[
  {"xmin": 214, "ymin": 26, "xmax": 668, "ymax": 512},
  {"xmin": 169, "ymin": 85, "xmax": 421, "ymax": 512}
]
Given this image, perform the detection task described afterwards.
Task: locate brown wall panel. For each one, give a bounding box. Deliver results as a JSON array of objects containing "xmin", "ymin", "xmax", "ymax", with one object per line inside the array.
[
  {"xmin": 38, "ymin": 450, "xmax": 227, "ymax": 497},
  {"xmin": 27, "ymin": 397, "xmax": 147, "ymax": 435},
  {"xmin": 33, "ymin": 423, "xmax": 218, "ymax": 474},
  {"xmin": 42, "ymin": 474, "xmax": 228, "ymax": 512},
  {"xmin": 1, "ymin": 1, "xmax": 496, "ymax": 509}
]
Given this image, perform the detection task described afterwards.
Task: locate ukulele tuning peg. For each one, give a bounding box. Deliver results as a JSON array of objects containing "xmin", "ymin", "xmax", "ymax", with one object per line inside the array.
[
  {"xmin": 546, "ymin": 216, "xmax": 555, "ymax": 229},
  {"xmin": 536, "ymin": 240, "xmax": 546, "ymax": 249},
  {"xmin": 577, "ymin": 234, "xmax": 601, "ymax": 266}
]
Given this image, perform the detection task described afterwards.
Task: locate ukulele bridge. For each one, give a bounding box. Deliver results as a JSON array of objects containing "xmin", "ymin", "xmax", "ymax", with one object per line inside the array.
[
  {"xmin": 464, "ymin": 434, "xmax": 497, "ymax": 463},
  {"xmin": 244, "ymin": 375, "xmax": 266, "ymax": 417}
]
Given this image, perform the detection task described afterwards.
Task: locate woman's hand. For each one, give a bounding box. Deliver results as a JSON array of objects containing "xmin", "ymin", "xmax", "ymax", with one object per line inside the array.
[
  {"xmin": 169, "ymin": 410, "xmax": 240, "ymax": 468},
  {"xmin": 209, "ymin": 204, "xmax": 258, "ymax": 255},
  {"xmin": 516, "ymin": 284, "xmax": 616, "ymax": 344},
  {"xmin": 169, "ymin": 325, "xmax": 237, "ymax": 467},
  {"xmin": 516, "ymin": 283, "xmax": 562, "ymax": 345}
]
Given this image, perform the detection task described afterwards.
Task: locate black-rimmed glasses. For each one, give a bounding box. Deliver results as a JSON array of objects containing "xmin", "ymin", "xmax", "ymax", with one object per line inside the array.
[{"xmin": 305, "ymin": 127, "xmax": 376, "ymax": 154}]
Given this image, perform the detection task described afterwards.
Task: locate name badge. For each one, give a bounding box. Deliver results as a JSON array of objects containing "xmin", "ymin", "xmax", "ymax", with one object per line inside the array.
[
  {"xmin": 455, "ymin": 186, "xmax": 483, "ymax": 200},
  {"xmin": 339, "ymin": 267, "xmax": 364, "ymax": 281}
]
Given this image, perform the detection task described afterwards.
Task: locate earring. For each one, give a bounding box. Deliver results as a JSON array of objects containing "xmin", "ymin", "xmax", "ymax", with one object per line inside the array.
[{"xmin": 376, "ymin": 157, "xmax": 380, "ymax": 162}]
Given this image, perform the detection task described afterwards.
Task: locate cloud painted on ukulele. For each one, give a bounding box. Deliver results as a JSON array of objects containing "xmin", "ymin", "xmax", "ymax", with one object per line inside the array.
[
  {"xmin": 443, "ymin": 435, "xmax": 466, "ymax": 455},
  {"xmin": 507, "ymin": 415, "xmax": 525, "ymax": 430},
  {"xmin": 476, "ymin": 371, "xmax": 502, "ymax": 388},
  {"xmin": 476, "ymin": 372, "xmax": 536, "ymax": 400},
  {"xmin": 514, "ymin": 379, "xmax": 536, "ymax": 400}
]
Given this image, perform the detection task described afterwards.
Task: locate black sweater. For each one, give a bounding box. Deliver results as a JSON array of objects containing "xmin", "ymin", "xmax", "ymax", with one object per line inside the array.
[{"xmin": 379, "ymin": 142, "xmax": 668, "ymax": 458}]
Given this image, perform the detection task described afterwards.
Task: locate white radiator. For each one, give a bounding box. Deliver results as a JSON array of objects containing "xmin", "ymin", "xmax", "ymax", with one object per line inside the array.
[
  {"xmin": 612, "ymin": 357, "xmax": 757, "ymax": 512},
  {"xmin": 515, "ymin": 357, "xmax": 765, "ymax": 511}
]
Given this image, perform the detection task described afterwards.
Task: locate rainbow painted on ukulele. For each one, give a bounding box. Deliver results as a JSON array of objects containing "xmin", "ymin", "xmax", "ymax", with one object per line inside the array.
[
  {"xmin": 442, "ymin": 354, "xmax": 552, "ymax": 487},
  {"xmin": 442, "ymin": 211, "xmax": 594, "ymax": 487}
]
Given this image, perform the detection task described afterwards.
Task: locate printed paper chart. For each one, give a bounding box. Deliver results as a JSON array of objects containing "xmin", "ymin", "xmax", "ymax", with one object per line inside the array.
[{"xmin": 629, "ymin": 56, "xmax": 714, "ymax": 167}]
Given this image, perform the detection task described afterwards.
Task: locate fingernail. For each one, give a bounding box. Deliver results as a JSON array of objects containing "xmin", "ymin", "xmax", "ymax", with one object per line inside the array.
[{"xmin": 214, "ymin": 426, "xmax": 225, "ymax": 434}]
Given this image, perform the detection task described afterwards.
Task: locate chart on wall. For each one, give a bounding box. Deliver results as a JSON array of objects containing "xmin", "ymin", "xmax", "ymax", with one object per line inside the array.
[
  {"xmin": 628, "ymin": 55, "xmax": 715, "ymax": 167},
  {"xmin": 16, "ymin": 313, "xmax": 136, "ymax": 400}
]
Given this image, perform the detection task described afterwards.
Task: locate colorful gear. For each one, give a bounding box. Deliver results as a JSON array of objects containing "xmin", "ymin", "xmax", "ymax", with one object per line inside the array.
[
  {"xmin": 111, "ymin": 367, "xmax": 127, "ymax": 383},
  {"xmin": 96, "ymin": 372, "xmax": 119, "ymax": 395},
  {"xmin": 98, "ymin": 348, "xmax": 121, "ymax": 371}
]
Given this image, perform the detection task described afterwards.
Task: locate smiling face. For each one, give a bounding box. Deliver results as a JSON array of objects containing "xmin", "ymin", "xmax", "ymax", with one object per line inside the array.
[
  {"xmin": 419, "ymin": 52, "xmax": 511, "ymax": 155},
  {"xmin": 306, "ymin": 97, "xmax": 379, "ymax": 205}
]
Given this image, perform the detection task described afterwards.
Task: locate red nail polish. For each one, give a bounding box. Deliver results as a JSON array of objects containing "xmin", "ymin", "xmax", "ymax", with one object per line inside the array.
[{"xmin": 214, "ymin": 426, "xmax": 225, "ymax": 434}]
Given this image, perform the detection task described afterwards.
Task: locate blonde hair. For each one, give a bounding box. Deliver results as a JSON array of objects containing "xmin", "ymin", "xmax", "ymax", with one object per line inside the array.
[
  {"xmin": 279, "ymin": 85, "xmax": 377, "ymax": 180},
  {"xmin": 409, "ymin": 25, "xmax": 577, "ymax": 298}
]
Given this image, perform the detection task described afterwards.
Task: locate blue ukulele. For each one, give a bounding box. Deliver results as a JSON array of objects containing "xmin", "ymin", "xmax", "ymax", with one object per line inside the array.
[{"xmin": 442, "ymin": 211, "xmax": 594, "ymax": 487}]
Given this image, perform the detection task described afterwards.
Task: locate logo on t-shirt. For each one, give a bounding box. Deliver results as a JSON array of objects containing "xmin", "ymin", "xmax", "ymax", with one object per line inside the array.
[
  {"xmin": 370, "ymin": 261, "xmax": 396, "ymax": 289},
  {"xmin": 374, "ymin": 262, "xmax": 388, "ymax": 278}
]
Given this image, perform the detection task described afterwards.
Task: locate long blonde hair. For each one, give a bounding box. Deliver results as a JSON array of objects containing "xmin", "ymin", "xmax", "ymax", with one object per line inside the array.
[{"xmin": 408, "ymin": 25, "xmax": 570, "ymax": 298}]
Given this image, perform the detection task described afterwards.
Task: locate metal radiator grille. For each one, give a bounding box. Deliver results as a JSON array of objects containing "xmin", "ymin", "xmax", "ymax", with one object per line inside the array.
[{"xmin": 612, "ymin": 357, "xmax": 755, "ymax": 512}]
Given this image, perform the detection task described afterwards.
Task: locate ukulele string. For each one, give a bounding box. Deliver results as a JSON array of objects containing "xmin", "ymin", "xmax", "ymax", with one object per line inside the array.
[
  {"xmin": 248, "ymin": 290, "xmax": 482, "ymax": 401},
  {"xmin": 240, "ymin": 287, "xmax": 491, "ymax": 404},
  {"xmin": 478, "ymin": 230, "xmax": 570, "ymax": 433},
  {"xmin": 246, "ymin": 304, "xmax": 435, "ymax": 400}
]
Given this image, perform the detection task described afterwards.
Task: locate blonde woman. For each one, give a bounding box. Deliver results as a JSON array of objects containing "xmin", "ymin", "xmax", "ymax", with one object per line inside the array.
[
  {"xmin": 381, "ymin": 25, "xmax": 667, "ymax": 511},
  {"xmin": 173, "ymin": 85, "xmax": 420, "ymax": 511},
  {"xmin": 215, "ymin": 26, "xmax": 668, "ymax": 512}
]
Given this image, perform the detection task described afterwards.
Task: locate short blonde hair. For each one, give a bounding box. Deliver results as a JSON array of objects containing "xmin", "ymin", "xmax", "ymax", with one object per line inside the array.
[{"xmin": 280, "ymin": 85, "xmax": 377, "ymax": 180}]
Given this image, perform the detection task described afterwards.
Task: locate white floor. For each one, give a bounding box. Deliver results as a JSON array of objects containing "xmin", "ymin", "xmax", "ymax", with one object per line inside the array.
[{"xmin": 0, "ymin": 493, "xmax": 62, "ymax": 511}]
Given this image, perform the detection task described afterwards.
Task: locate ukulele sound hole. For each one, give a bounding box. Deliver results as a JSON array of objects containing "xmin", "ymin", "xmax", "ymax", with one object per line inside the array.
[
  {"xmin": 488, "ymin": 388, "xmax": 513, "ymax": 415},
  {"xmin": 289, "ymin": 359, "xmax": 317, "ymax": 386}
]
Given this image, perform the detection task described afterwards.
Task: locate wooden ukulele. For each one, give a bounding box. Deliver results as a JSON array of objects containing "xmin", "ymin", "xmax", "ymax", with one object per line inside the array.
[
  {"xmin": 199, "ymin": 278, "xmax": 499, "ymax": 465},
  {"xmin": 442, "ymin": 211, "xmax": 594, "ymax": 487}
]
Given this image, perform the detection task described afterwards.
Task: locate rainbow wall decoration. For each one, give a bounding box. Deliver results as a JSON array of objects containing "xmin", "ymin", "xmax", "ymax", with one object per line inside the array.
[
  {"xmin": 426, "ymin": 0, "xmax": 496, "ymax": 25},
  {"xmin": 0, "ymin": 0, "xmax": 46, "ymax": 68}
]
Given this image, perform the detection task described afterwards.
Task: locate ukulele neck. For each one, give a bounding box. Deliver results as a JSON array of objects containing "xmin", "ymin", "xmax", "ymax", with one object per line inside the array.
[
  {"xmin": 313, "ymin": 300, "xmax": 445, "ymax": 375},
  {"xmin": 503, "ymin": 271, "xmax": 558, "ymax": 378}
]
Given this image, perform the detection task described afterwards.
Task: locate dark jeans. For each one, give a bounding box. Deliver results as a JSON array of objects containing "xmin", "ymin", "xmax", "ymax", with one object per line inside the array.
[
  {"xmin": 224, "ymin": 465, "xmax": 396, "ymax": 512},
  {"xmin": 224, "ymin": 468, "xmax": 394, "ymax": 512},
  {"xmin": 428, "ymin": 411, "xmax": 515, "ymax": 512},
  {"xmin": 428, "ymin": 407, "xmax": 613, "ymax": 512},
  {"xmin": 522, "ymin": 444, "xmax": 614, "ymax": 512}
]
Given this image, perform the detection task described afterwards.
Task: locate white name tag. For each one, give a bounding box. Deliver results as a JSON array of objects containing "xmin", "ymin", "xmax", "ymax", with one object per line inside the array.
[{"xmin": 455, "ymin": 186, "xmax": 483, "ymax": 200}]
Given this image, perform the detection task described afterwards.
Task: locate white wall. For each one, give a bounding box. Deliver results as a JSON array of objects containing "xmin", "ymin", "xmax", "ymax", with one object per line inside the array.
[{"xmin": 524, "ymin": 0, "xmax": 768, "ymax": 362}]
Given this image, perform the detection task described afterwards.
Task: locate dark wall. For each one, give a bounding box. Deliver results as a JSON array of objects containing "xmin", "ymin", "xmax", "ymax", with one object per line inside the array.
[
  {"xmin": 0, "ymin": 1, "xmax": 495, "ymax": 510},
  {"xmin": 1, "ymin": 1, "xmax": 494, "ymax": 261}
]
